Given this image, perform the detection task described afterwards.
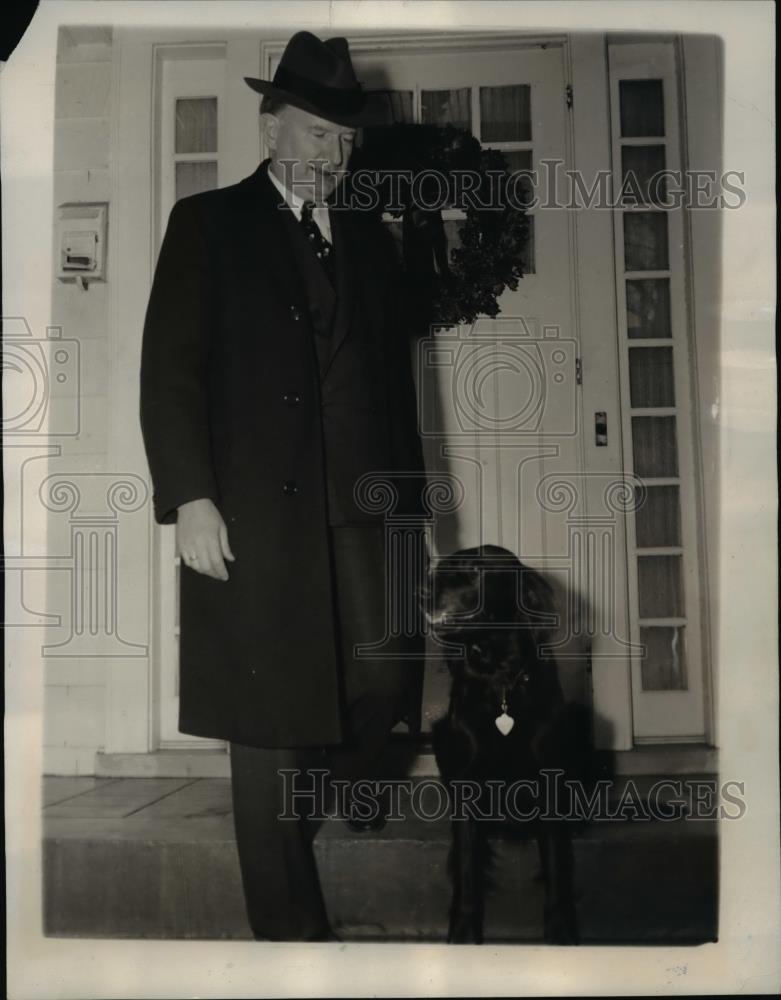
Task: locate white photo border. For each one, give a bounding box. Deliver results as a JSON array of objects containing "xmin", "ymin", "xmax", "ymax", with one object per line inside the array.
[{"xmin": 4, "ymin": 1, "xmax": 778, "ymax": 996}]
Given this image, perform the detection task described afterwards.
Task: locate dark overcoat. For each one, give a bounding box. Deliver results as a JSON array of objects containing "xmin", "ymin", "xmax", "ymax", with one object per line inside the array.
[{"xmin": 140, "ymin": 160, "xmax": 425, "ymax": 748}]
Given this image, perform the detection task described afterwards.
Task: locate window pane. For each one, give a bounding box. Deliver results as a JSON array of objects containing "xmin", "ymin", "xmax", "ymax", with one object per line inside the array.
[
  {"xmin": 635, "ymin": 485, "xmax": 682, "ymax": 547},
  {"xmin": 629, "ymin": 346, "xmax": 675, "ymax": 407},
  {"xmin": 638, "ymin": 555, "xmax": 684, "ymax": 618},
  {"xmin": 175, "ymin": 97, "xmax": 217, "ymax": 154},
  {"xmin": 626, "ymin": 278, "xmax": 672, "ymax": 338},
  {"xmin": 619, "ymin": 79, "xmax": 664, "ymax": 137},
  {"xmin": 480, "ymin": 84, "xmax": 531, "ymax": 142},
  {"xmin": 366, "ymin": 89, "xmax": 414, "ymax": 124},
  {"xmin": 504, "ymin": 151, "xmax": 535, "ymax": 274},
  {"xmin": 632, "ymin": 416, "xmax": 678, "ymax": 477},
  {"xmin": 175, "ymin": 160, "xmax": 217, "ymax": 201},
  {"xmin": 520, "ymin": 215, "xmax": 535, "ymax": 275},
  {"xmin": 505, "ymin": 149, "xmax": 534, "ymax": 206},
  {"xmin": 624, "ymin": 212, "xmax": 669, "ymax": 271},
  {"xmin": 621, "ymin": 145, "xmax": 666, "ymax": 204},
  {"xmin": 640, "ymin": 626, "xmax": 687, "ymax": 690},
  {"xmin": 421, "ymin": 88, "xmax": 471, "ymax": 131}
]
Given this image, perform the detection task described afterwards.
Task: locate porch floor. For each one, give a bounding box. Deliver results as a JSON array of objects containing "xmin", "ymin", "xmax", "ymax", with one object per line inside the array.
[{"xmin": 43, "ymin": 775, "xmax": 718, "ymax": 943}]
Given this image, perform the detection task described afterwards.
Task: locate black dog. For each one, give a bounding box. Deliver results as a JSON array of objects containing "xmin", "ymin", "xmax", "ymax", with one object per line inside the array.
[{"xmin": 424, "ymin": 544, "xmax": 587, "ymax": 944}]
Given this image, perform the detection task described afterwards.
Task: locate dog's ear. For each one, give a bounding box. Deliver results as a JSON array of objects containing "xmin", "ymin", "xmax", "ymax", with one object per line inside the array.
[
  {"xmin": 517, "ymin": 566, "xmax": 559, "ymax": 654},
  {"xmin": 519, "ymin": 564, "xmax": 555, "ymax": 613},
  {"xmin": 466, "ymin": 639, "xmax": 492, "ymax": 670}
]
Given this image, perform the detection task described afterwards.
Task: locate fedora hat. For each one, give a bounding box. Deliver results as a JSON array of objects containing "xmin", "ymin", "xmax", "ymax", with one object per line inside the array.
[{"xmin": 244, "ymin": 31, "xmax": 377, "ymax": 127}]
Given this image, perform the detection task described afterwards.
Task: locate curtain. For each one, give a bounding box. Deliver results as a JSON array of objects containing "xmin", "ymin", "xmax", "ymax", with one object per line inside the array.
[
  {"xmin": 635, "ymin": 485, "xmax": 682, "ymax": 548},
  {"xmin": 626, "ymin": 278, "xmax": 672, "ymax": 338},
  {"xmin": 631, "ymin": 416, "xmax": 679, "ymax": 478},
  {"xmin": 629, "ymin": 346, "xmax": 675, "ymax": 407},
  {"xmin": 175, "ymin": 97, "xmax": 217, "ymax": 154},
  {"xmin": 638, "ymin": 555, "xmax": 684, "ymax": 618},
  {"xmin": 640, "ymin": 626, "xmax": 687, "ymax": 690},
  {"xmin": 479, "ymin": 84, "xmax": 531, "ymax": 142},
  {"xmin": 619, "ymin": 79, "xmax": 665, "ymax": 137},
  {"xmin": 624, "ymin": 211, "xmax": 669, "ymax": 271},
  {"xmin": 175, "ymin": 161, "xmax": 217, "ymax": 201},
  {"xmin": 421, "ymin": 87, "xmax": 471, "ymax": 131}
]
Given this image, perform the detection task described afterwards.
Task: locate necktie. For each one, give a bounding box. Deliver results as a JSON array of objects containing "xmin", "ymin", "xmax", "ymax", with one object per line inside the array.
[{"xmin": 300, "ymin": 200, "xmax": 335, "ymax": 285}]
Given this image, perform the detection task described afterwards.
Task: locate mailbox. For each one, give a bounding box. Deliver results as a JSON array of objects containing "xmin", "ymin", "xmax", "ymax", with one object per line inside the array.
[{"xmin": 56, "ymin": 203, "xmax": 108, "ymax": 283}]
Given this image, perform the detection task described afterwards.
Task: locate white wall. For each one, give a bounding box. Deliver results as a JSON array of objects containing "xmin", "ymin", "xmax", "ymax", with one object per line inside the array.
[
  {"xmin": 683, "ymin": 34, "xmax": 723, "ymax": 745},
  {"xmin": 44, "ymin": 27, "xmax": 114, "ymax": 774}
]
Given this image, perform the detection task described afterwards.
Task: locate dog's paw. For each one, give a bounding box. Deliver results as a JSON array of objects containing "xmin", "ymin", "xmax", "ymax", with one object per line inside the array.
[{"xmin": 543, "ymin": 903, "xmax": 580, "ymax": 945}]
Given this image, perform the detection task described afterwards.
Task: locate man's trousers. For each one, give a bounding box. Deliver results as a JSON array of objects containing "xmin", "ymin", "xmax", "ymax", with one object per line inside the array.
[{"xmin": 229, "ymin": 521, "xmax": 424, "ymax": 941}]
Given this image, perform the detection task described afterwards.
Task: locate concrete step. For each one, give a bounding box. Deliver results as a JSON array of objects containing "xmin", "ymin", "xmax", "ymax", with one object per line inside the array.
[
  {"xmin": 92, "ymin": 742, "xmax": 719, "ymax": 779},
  {"xmin": 43, "ymin": 776, "xmax": 718, "ymax": 943}
]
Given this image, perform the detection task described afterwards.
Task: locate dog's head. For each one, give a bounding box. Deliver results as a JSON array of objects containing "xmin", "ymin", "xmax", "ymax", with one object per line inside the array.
[{"xmin": 420, "ymin": 544, "xmax": 557, "ymax": 679}]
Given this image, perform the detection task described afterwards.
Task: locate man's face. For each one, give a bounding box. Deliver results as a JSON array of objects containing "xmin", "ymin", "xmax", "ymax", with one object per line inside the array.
[{"xmin": 265, "ymin": 104, "xmax": 356, "ymax": 203}]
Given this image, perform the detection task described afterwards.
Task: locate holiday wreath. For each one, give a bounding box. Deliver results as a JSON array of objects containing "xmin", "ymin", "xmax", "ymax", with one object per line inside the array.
[{"xmin": 346, "ymin": 123, "xmax": 531, "ymax": 331}]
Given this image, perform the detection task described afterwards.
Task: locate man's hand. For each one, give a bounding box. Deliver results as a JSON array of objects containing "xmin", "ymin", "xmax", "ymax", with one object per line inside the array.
[{"xmin": 176, "ymin": 498, "xmax": 235, "ymax": 581}]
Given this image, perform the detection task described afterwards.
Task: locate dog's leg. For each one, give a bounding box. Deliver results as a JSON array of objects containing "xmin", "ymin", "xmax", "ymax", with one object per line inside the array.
[
  {"xmin": 537, "ymin": 825, "xmax": 579, "ymax": 944},
  {"xmin": 448, "ymin": 816, "xmax": 486, "ymax": 944}
]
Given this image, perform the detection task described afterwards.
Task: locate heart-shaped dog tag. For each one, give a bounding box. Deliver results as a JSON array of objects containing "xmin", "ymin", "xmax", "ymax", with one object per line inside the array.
[{"xmin": 495, "ymin": 712, "xmax": 515, "ymax": 736}]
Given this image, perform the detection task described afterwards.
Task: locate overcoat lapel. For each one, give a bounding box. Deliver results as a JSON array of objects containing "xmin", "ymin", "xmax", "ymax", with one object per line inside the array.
[
  {"xmin": 244, "ymin": 165, "xmax": 303, "ymax": 312},
  {"xmin": 233, "ymin": 161, "xmax": 372, "ymax": 385},
  {"xmin": 238, "ymin": 162, "xmax": 337, "ymax": 376}
]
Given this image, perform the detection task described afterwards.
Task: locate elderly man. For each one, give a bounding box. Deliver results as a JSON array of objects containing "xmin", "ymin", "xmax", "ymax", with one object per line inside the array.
[{"xmin": 140, "ymin": 31, "xmax": 426, "ymax": 940}]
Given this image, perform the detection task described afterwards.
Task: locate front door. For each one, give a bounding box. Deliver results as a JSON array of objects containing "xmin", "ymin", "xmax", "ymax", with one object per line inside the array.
[{"xmin": 344, "ymin": 39, "xmax": 594, "ymax": 717}]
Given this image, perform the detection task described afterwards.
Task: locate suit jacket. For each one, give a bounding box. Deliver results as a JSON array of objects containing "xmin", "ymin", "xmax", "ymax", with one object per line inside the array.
[{"xmin": 140, "ymin": 160, "xmax": 426, "ymax": 748}]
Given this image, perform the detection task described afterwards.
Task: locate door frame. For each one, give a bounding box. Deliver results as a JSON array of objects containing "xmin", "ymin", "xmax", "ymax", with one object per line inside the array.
[{"xmin": 106, "ymin": 27, "xmax": 716, "ymax": 763}]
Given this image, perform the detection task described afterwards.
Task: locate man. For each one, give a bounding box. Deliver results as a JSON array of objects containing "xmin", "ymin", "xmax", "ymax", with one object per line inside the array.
[{"xmin": 140, "ymin": 31, "xmax": 426, "ymax": 941}]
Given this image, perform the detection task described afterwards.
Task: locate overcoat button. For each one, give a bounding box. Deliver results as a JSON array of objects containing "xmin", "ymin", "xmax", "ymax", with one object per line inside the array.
[
  {"xmin": 283, "ymin": 481, "xmax": 299, "ymax": 495},
  {"xmin": 289, "ymin": 305, "xmax": 301, "ymax": 321},
  {"xmin": 283, "ymin": 391, "xmax": 301, "ymax": 405}
]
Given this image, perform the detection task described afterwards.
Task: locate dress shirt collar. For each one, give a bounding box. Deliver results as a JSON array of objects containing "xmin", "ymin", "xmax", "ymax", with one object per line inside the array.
[{"xmin": 268, "ymin": 164, "xmax": 332, "ymax": 243}]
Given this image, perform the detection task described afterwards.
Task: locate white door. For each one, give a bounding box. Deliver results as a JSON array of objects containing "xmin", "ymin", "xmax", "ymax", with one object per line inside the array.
[{"xmin": 346, "ymin": 40, "xmax": 605, "ymax": 712}]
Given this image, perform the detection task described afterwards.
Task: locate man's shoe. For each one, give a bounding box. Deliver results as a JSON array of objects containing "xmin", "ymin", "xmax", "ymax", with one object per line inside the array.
[
  {"xmin": 344, "ymin": 812, "xmax": 387, "ymax": 833},
  {"xmin": 313, "ymin": 928, "xmax": 343, "ymax": 942},
  {"xmin": 343, "ymin": 787, "xmax": 390, "ymax": 833}
]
